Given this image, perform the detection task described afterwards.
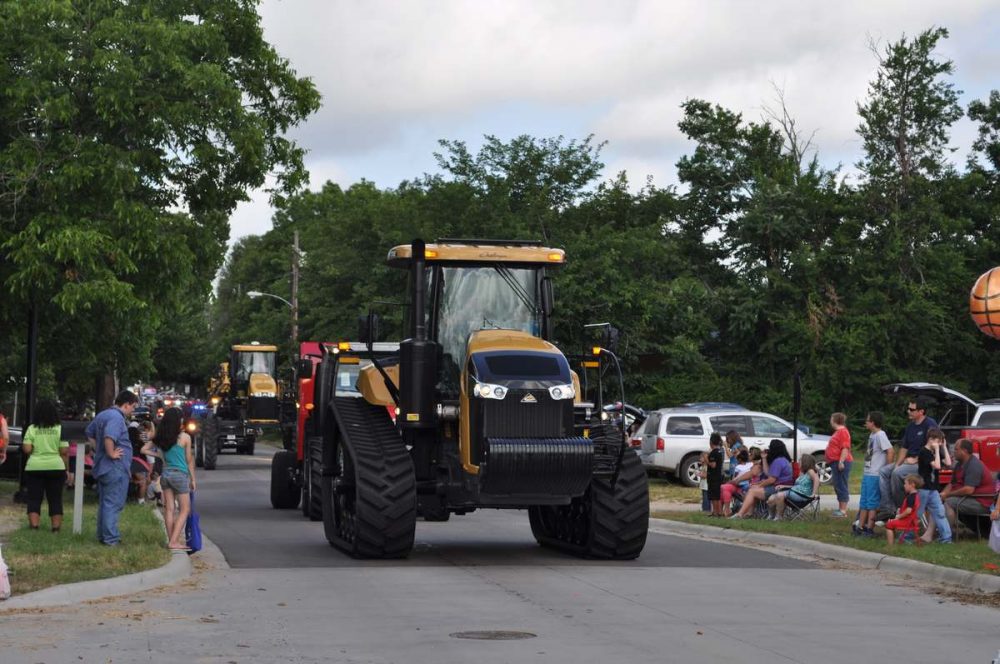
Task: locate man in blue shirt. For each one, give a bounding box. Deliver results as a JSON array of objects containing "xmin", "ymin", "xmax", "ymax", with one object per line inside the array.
[
  {"xmin": 86, "ymin": 390, "xmax": 139, "ymax": 545},
  {"xmin": 878, "ymin": 397, "xmax": 938, "ymax": 514}
]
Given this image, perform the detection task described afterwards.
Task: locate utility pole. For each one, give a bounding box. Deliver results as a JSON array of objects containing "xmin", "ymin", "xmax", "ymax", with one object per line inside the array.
[{"xmin": 291, "ymin": 230, "xmax": 299, "ymax": 351}]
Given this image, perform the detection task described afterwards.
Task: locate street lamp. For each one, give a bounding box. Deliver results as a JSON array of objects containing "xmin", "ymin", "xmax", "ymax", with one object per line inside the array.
[
  {"xmin": 247, "ymin": 290, "xmax": 297, "ymax": 347},
  {"xmin": 247, "ymin": 290, "xmax": 292, "ymax": 308}
]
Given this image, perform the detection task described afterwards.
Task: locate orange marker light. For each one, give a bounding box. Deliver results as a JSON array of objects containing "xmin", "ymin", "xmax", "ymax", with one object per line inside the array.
[
  {"xmin": 548, "ymin": 252, "xmax": 564, "ymax": 262},
  {"xmin": 425, "ymin": 249, "xmax": 439, "ymax": 258},
  {"xmin": 591, "ymin": 346, "xmax": 601, "ymax": 356},
  {"xmin": 337, "ymin": 341, "xmax": 351, "ymax": 351},
  {"xmin": 305, "ymin": 403, "xmax": 314, "ymax": 410}
]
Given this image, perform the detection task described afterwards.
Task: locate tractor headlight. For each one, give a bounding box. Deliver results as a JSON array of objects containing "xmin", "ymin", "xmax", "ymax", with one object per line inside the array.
[
  {"xmin": 473, "ymin": 382, "xmax": 508, "ymax": 400},
  {"xmin": 548, "ymin": 384, "xmax": 576, "ymax": 400}
]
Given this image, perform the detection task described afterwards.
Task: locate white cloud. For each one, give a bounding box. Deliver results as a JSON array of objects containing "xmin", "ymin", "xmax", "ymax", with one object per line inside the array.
[{"xmin": 227, "ymin": 0, "xmax": 998, "ymax": 241}]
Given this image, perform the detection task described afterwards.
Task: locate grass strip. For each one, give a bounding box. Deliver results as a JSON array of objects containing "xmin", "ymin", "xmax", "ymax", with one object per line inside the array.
[
  {"xmin": 653, "ymin": 510, "xmax": 1000, "ymax": 576},
  {"xmin": 0, "ymin": 479, "xmax": 172, "ymax": 596}
]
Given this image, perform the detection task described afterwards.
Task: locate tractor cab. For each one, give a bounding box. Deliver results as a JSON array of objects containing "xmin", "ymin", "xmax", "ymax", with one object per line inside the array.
[{"xmin": 229, "ymin": 342, "xmax": 279, "ymax": 423}]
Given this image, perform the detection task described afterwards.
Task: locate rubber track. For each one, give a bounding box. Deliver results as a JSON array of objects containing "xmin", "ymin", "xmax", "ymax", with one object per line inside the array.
[
  {"xmin": 270, "ymin": 450, "xmax": 300, "ymax": 509},
  {"xmin": 329, "ymin": 397, "xmax": 416, "ymax": 558},
  {"xmin": 530, "ymin": 426, "xmax": 648, "ymax": 559},
  {"xmin": 305, "ymin": 436, "xmax": 323, "ymax": 521},
  {"xmin": 203, "ymin": 416, "xmax": 218, "ymax": 470}
]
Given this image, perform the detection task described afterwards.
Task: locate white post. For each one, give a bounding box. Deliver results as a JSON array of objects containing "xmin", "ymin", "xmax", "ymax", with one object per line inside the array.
[{"xmin": 72, "ymin": 444, "xmax": 85, "ymax": 535}]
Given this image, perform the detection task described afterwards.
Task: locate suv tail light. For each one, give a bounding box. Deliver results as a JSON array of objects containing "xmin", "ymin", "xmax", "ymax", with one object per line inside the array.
[
  {"xmin": 656, "ymin": 437, "xmax": 665, "ymax": 451},
  {"xmin": 629, "ymin": 436, "xmax": 641, "ymax": 447}
]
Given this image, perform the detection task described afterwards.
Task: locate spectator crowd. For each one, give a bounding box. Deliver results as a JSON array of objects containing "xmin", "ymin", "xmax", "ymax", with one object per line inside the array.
[{"xmin": 705, "ymin": 397, "xmax": 1000, "ymax": 547}]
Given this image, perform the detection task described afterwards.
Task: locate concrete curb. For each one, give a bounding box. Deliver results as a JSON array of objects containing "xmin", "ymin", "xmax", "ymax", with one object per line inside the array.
[
  {"xmin": 650, "ymin": 518, "xmax": 1000, "ymax": 593},
  {"xmin": 0, "ymin": 508, "xmax": 197, "ymax": 610}
]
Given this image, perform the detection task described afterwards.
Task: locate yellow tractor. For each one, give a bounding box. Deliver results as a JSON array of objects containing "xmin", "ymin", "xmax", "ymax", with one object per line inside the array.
[
  {"xmin": 310, "ymin": 239, "xmax": 649, "ymax": 559},
  {"xmin": 196, "ymin": 342, "xmax": 280, "ymax": 470}
]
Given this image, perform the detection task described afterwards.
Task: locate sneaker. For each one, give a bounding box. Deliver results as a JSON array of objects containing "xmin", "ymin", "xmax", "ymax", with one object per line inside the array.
[
  {"xmin": 851, "ymin": 524, "xmax": 862, "ymax": 536},
  {"xmin": 728, "ymin": 514, "xmax": 743, "ymax": 520},
  {"xmin": 137, "ymin": 498, "xmax": 145, "ymax": 505},
  {"xmin": 862, "ymin": 528, "xmax": 876, "ymax": 538},
  {"xmin": 875, "ymin": 520, "xmax": 885, "ymax": 528},
  {"xmin": 831, "ymin": 510, "xmax": 847, "ymax": 518}
]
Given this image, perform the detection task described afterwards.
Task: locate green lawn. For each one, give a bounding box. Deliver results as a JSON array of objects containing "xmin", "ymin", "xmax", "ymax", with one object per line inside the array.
[
  {"xmin": 0, "ymin": 479, "xmax": 171, "ymax": 596},
  {"xmin": 654, "ymin": 510, "xmax": 1000, "ymax": 576}
]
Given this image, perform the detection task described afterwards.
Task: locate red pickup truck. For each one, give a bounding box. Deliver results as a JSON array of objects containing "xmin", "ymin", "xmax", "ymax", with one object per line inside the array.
[{"xmin": 882, "ymin": 383, "xmax": 1000, "ymax": 485}]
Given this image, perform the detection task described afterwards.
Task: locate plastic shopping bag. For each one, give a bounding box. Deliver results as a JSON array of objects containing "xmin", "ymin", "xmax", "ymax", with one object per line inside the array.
[
  {"xmin": 0, "ymin": 544, "xmax": 11, "ymax": 600},
  {"xmin": 185, "ymin": 492, "xmax": 202, "ymax": 555},
  {"xmin": 990, "ymin": 519, "xmax": 1000, "ymax": 555}
]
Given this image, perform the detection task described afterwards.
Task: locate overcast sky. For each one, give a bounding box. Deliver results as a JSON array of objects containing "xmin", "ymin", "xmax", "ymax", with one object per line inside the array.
[{"xmin": 228, "ymin": 0, "xmax": 1000, "ymax": 244}]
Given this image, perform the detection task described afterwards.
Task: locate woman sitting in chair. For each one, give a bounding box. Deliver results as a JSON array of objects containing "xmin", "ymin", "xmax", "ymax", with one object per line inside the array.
[
  {"xmin": 767, "ymin": 454, "xmax": 821, "ymax": 519},
  {"xmin": 731, "ymin": 439, "xmax": 793, "ymax": 519}
]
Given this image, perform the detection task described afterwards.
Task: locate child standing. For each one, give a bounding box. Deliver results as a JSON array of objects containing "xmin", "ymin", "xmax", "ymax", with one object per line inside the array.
[
  {"xmin": 826, "ymin": 412, "xmax": 853, "ymax": 517},
  {"xmin": 917, "ymin": 429, "xmax": 953, "ymax": 544},
  {"xmin": 885, "ymin": 475, "xmax": 923, "ymax": 546},
  {"xmin": 699, "ymin": 452, "xmax": 710, "ymax": 513},
  {"xmin": 857, "ymin": 411, "xmax": 893, "ymax": 537},
  {"xmin": 707, "ymin": 433, "xmax": 725, "ymax": 517}
]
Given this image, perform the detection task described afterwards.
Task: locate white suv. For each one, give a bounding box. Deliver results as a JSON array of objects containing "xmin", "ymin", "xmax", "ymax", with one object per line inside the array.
[{"xmin": 632, "ymin": 404, "xmax": 832, "ymax": 487}]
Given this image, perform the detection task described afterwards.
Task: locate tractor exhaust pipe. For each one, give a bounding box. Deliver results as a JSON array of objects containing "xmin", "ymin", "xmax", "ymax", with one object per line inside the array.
[
  {"xmin": 411, "ymin": 239, "xmax": 427, "ymax": 341},
  {"xmin": 399, "ymin": 239, "xmax": 437, "ymax": 430}
]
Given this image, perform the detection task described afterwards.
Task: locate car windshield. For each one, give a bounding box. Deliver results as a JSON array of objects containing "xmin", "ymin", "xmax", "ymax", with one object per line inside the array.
[{"xmin": 436, "ymin": 265, "xmax": 540, "ymax": 391}]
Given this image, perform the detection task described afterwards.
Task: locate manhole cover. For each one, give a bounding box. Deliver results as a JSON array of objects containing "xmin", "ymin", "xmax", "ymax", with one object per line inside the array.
[{"xmin": 449, "ymin": 631, "xmax": 537, "ymax": 641}]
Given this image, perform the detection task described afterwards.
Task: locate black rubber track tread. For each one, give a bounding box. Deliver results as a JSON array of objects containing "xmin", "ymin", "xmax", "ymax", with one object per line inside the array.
[
  {"xmin": 529, "ymin": 425, "xmax": 648, "ymax": 559},
  {"xmin": 194, "ymin": 432, "xmax": 204, "ymax": 468},
  {"xmin": 326, "ymin": 397, "xmax": 416, "ymax": 559},
  {"xmin": 305, "ymin": 436, "xmax": 323, "ymax": 520},
  {"xmin": 270, "ymin": 450, "xmax": 300, "ymax": 509},
  {"xmin": 203, "ymin": 416, "xmax": 218, "ymax": 470}
]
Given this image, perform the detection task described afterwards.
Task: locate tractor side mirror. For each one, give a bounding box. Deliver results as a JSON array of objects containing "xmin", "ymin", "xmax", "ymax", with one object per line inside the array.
[
  {"xmin": 541, "ymin": 277, "xmax": 554, "ymax": 317},
  {"xmin": 358, "ymin": 313, "xmax": 381, "ymax": 346}
]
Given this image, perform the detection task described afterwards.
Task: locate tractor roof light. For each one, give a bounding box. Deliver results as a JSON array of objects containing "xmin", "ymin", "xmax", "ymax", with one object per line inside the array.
[
  {"xmin": 337, "ymin": 341, "xmax": 351, "ymax": 351},
  {"xmin": 591, "ymin": 346, "xmax": 602, "ymax": 356}
]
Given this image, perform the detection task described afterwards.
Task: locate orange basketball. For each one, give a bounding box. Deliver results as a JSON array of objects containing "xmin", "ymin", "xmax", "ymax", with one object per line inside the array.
[{"xmin": 970, "ymin": 267, "xmax": 1000, "ymax": 339}]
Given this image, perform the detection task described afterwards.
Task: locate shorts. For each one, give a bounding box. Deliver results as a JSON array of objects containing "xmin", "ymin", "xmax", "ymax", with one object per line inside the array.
[
  {"xmin": 785, "ymin": 491, "xmax": 812, "ymax": 508},
  {"xmin": 885, "ymin": 517, "xmax": 917, "ymax": 532},
  {"xmin": 764, "ymin": 485, "xmax": 780, "ymax": 499},
  {"xmin": 859, "ymin": 475, "xmax": 881, "ymax": 510},
  {"xmin": 160, "ymin": 468, "xmax": 191, "ymax": 494},
  {"xmin": 945, "ymin": 496, "xmax": 991, "ymax": 516}
]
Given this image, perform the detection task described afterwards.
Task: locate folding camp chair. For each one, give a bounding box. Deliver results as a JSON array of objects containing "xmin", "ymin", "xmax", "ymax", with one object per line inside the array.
[{"xmin": 781, "ymin": 492, "xmax": 821, "ymax": 521}]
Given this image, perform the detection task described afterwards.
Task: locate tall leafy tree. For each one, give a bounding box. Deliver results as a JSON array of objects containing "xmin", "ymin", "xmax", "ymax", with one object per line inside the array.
[{"xmin": 0, "ymin": 1, "xmax": 319, "ymax": 405}]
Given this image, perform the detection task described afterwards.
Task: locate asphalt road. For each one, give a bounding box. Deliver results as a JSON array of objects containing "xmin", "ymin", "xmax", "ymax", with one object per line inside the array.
[{"xmin": 3, "ymin": 447, "xmax": 1000, "ymax": 664}]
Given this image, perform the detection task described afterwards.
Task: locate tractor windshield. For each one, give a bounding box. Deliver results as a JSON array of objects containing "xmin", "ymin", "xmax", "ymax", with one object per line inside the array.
[
  {"xmin": 234, "ymin": 351, "xmax": 276, "ymax": 382},
  {"xmin": 435, "ymin": 265, "xmax": 540, "ymax": 391}
]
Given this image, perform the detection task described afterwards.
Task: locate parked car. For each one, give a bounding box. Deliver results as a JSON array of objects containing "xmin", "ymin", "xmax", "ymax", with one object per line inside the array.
[
  {"xmin": 632, "ymin": 404, "xmax": 832, "ymax": 487},
  {"xmin": 0, "ymin": 426, "xmax": 22, "ymax": 480}
]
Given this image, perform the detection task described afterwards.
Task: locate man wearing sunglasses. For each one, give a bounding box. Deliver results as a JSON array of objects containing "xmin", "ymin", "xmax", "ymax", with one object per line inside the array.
[{"xmin": 878, "ymin": 397, "xmax": 937, "ymax": 516}]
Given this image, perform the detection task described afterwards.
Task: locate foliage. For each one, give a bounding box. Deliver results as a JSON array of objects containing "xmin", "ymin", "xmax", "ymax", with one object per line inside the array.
[
  {"xmin": 0, "ymin": 0, "xmax": 319, "ymax": 406},
  {"xmin": 214, "ymin": 27, "xmax": 1000, "ymax": 435}
]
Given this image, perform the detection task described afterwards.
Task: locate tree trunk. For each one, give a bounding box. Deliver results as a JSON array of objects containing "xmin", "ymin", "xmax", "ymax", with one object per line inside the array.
[{"xmin": 95, "ymin": 371, "xmax": 117, "ymax": 411}]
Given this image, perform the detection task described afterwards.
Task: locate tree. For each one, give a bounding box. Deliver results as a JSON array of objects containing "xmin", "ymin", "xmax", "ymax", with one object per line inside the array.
[
  {"xmin": 856, "ymin": 27, "xmax": 962, "ymax": 200},
  {"xmin": 0, "ymin": 1, "xmax": 319, "ymax": 404}
]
